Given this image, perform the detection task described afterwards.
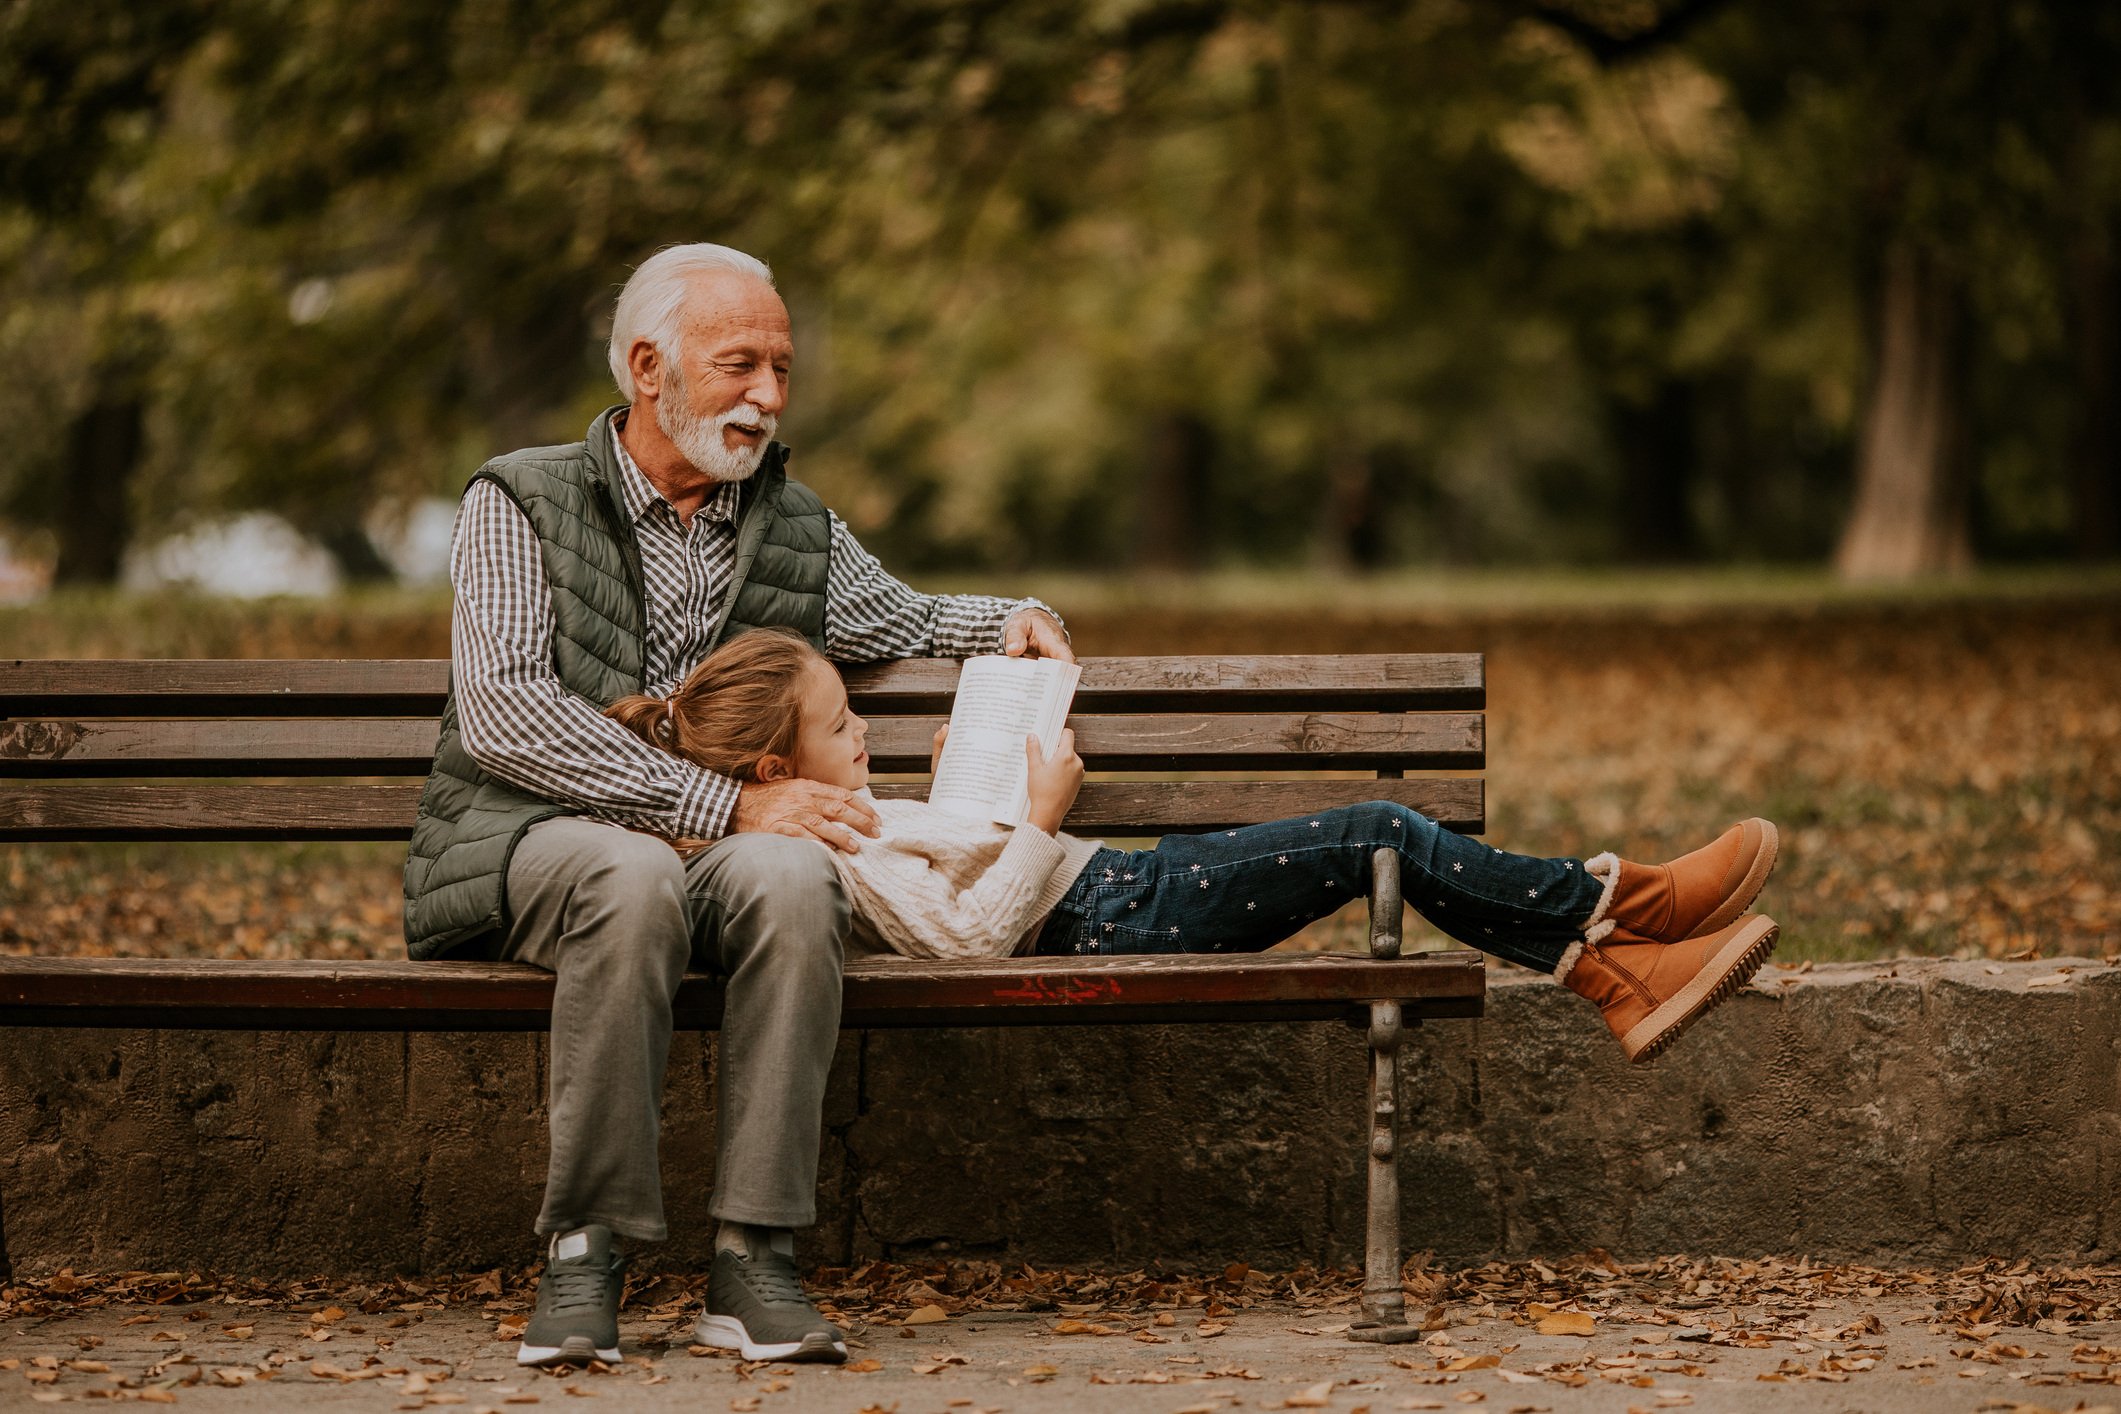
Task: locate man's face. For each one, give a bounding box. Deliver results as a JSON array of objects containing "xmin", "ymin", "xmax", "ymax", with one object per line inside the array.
[{"xmin": 650, "ymin": 271, "xmax": 794, "ymax": 482}]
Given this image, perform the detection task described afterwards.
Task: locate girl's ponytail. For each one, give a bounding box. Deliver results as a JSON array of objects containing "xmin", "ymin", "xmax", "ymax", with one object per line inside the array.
[
  {"xmin": 602, "ymin": 627, "xmax": 824, "ymax": 781},
  {"xmin": 606, "ymin": 692, "xmax": 676, "ymax": 749}
]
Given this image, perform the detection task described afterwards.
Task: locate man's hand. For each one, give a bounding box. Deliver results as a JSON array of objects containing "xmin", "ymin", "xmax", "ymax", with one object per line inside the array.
[
  {"xmin": 1002, "ymin": 607, "xmax": 1075, "ymax": 663},
  {"xmin": 730, "ymin": 778, "xmax": 882, "ymax": 853}
]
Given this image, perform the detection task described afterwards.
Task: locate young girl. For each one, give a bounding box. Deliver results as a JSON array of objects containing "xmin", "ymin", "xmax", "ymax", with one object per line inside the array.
[{"xmin": 608, "ymin": 629, "xmax": 1781, "ymax": 1063}]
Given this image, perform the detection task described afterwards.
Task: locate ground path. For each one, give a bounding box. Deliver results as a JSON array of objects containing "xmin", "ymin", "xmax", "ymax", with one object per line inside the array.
[{"xmin": 5, "ymin": 1259, "xmax": 2118, "ymax": 1413}]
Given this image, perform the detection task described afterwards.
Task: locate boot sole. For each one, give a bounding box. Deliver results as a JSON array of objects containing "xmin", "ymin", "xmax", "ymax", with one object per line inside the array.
[
  {"xmin": 517, "ymin": 1335, "xmax": 620, "ymax": 1366},
  {"xmin": 1619, "ymin": 914, "xmax": 1779, "ymax": 1063},
  {"xmin": 694, "ymin": 1313, "xmax": 847, "ymax": 1363},
  {"xmin": 1694, "ymin": 819, "xmax": 1780, "ymax": 937}
]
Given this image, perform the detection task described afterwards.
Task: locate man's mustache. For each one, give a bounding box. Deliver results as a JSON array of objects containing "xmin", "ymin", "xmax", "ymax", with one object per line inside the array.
[{"xmin": 721, "ymin": 408, "xmax": 777, "ymax": 436}]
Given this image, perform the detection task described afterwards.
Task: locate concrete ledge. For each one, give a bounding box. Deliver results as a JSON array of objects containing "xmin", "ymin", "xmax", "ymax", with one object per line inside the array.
[{"xmin": 2, "ymin": 959, "xmax": 2116, "ymax": 1275}]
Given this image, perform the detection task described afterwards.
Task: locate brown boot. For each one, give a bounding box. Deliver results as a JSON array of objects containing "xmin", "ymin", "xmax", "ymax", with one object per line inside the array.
[
  {"xmin": 1558, "ymin": 915, "xmax": 1780, "ymax": 1062},
  {"xmin": 1583, "ymin": 818, "xmax": 1779, "ymax": 948}
]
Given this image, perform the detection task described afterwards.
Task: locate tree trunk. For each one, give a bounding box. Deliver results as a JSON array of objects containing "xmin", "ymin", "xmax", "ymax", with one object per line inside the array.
[
  {"xmin": 52, "ymin": 375, "xmax": 148, "ymax": 586},
  {"xmin": 318, "ymin": 523, "xmax": 398, "ymax": 584},
  {"xmin": 1134, "ymin": 410, "xmax": 1214, "ymax": 570},
  {"xmin": 2071, "ymin": 240, "xmax": 2121, "ymax": 559},
  {"xmin": 1834, "ymin": 243, "xmax": 1974, "ymax": 580},
  {"xmin": 1611, "ymin": 378, "xmax": 1700, "ymax": 561},
  {"xmin": 1321, "ymin": 448, "xmax": 1392, "ymax": 570}
]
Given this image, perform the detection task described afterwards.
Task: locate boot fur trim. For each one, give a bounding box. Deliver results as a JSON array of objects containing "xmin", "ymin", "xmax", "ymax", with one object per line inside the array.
[
  {"xmin": 1552, "ymin": 940, "xmax": 1585, "ymax": 986},
  {"xmin": 1579, "ymin": 852, "xmax": 1621, "ymax": 946}
]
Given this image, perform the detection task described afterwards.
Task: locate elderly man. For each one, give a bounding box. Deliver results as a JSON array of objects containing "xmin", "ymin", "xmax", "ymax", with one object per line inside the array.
[{"xmin": 401, "ymin": 243, "xmax": 1071, "ymax": 1366}]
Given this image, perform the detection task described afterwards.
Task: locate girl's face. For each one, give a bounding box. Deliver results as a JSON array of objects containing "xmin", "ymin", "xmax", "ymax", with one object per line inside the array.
[{"xmin": 787, "ymin": 659, "xmax": 869, "ymax": 790}]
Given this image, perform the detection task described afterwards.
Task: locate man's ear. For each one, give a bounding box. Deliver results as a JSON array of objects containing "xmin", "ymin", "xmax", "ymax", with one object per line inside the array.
[
  {"xmin": 627, "ymin": 339, "xmax": 665, "ymax": 402},
  {"xmin": 753, "ymin": 753, "xmax": 795, "ymax": 784}
]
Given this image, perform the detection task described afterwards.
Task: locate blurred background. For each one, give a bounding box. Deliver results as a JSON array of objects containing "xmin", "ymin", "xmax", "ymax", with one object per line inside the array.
[{"xmin": 0, "ymin": 0, "xmax": 2114, "ymax": 964}]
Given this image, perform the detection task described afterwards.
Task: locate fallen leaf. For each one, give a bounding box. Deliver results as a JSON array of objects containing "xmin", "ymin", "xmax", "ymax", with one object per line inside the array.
[
  {"xmin": 1282, "ymin": 1381, "xmax": 1335, "ymax": 1408},
  {"xmin": 902, "ymin": 1304, "xmax": 948, "ymax": 1326},
  {"xmin": 1535, "ymin": 1312, "xmax": 1596, "ymax": 1337}
]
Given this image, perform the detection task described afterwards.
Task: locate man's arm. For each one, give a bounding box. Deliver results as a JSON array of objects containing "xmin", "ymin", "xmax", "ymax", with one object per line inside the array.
[
  {"xmin": 822, "ymin": 511, "xmax": 1071, "ymax": 661},
  {"xmin": 450, "ymin": 480, "xmax": 738, "ymax": 838}
]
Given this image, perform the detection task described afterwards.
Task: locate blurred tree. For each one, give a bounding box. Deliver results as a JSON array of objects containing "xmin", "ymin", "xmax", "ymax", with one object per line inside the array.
[
  {"xmin": 1684, "ymin": 0, "xmax": 2093, "ymax": 579},
  {"xmin": 4, "ymin": 0, "xmax": 2113, "ymax": 583},
  {"xmin": 0, "ymin": 0, "xmax": 210, "ymax": 582}
]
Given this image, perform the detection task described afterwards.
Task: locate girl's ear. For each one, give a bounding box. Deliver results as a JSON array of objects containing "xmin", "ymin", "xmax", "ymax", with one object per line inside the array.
[{"xmin": 754, "ymin": 753, "xmax": 795, "ymax": 784}]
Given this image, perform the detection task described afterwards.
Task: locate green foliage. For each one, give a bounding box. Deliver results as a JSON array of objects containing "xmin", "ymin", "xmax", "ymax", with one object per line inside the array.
[{"xmin": 1, "ymin": 0, "xmax": 2114, "ymax": 576}]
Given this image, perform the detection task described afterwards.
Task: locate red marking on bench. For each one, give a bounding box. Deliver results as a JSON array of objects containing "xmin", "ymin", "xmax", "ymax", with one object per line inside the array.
[{"xmin": 993, "ymin": 974, "xmax": 1123, "ymax": 1004}]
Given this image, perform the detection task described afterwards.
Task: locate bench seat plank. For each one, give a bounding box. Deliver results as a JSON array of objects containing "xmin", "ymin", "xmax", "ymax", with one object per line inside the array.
[
  {"xmin": 0, "ymin": 778, "xmax": 1484, "ymax": 840},
  {"xmin": 0, "ymin": 712, "xmax": 1483, "ymax": 776},
  {"xmin": 0, "ymin": 950, "xmax": 1486, "ymax": 1031},
  {"xmin": 2, "ymin": 654, "xmax": 1484, "ymax": 716}
]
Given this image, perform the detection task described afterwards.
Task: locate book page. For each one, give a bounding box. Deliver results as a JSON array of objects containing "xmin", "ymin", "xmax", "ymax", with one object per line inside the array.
[{"xmin": 928, "ymin": 656, "xmax": 1081, "ymax": 826}]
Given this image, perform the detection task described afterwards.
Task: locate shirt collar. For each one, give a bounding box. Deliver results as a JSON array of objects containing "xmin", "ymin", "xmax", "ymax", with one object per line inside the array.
[{"xmin": 609, "ymin": 413, "xmax": 745, "ymax": 528}]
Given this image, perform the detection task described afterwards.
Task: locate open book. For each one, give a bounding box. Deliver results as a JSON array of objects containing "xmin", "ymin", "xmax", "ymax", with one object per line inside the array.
[{"xmin": 927, "ymin": 655, "xmax": 1083, "ymax": 827}]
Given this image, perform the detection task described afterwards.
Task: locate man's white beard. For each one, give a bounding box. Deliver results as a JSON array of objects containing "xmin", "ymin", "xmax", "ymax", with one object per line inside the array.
[{"xmin": 657, "ymin": 374, "xmax": 777, "ymax": 483}]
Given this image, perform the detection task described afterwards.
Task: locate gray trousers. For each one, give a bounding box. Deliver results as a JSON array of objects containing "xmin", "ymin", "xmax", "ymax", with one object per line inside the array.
[{"xmin": 500, "ymin": 816, "xmax": 849, "ymax": 1243}]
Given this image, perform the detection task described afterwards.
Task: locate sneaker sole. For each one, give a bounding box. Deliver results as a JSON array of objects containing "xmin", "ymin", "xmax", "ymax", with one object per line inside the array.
[
  {"xmin": 516, "ymin": 1336, "xmax": 620, "ymax": 1367},
  {"xmin": 694, "ymin": 1313, "xmax": 847, "ymax": 1364},
  {"xmin": 1619, "ymin": 914, "xmax": 1779, "ymax": 1064},
  {"xmin": 1694, "ymin": 819, "xmax": 1780, "ymax": 937}
]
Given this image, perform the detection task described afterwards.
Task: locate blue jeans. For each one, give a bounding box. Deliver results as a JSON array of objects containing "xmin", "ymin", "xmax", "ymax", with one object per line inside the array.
[{"xmin": 1030, "ymin": 801, "xmax": 1602, "ymax": 973}]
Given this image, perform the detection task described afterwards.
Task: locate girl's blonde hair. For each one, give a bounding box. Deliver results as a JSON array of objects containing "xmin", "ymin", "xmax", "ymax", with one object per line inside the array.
[{"xmin": 604, "ymin": 627, "xmax": 827, "ymax": 781}]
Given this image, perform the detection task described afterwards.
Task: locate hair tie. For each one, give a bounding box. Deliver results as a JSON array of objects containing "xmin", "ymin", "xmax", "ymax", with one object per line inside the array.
[{"xmin": 655, "ymin": 701, "xmax": 677, "ymax": 744}]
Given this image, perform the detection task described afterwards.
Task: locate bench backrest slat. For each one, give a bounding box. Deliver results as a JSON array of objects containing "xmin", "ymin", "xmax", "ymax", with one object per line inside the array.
[
  {"xmin": 0, "ymin": 711, "xmax": 1482, "ymax": 776},
  {"xmin": 0, "ymin": 778, "xmax": 1484, "ymax": 841},
  {"xmin": 0, "ymin": 653, "xmax": 1484, "ymax": 842},
  {"xmin": 0, "ymin": 654, "xmax": 1485, "ymax": 715}
]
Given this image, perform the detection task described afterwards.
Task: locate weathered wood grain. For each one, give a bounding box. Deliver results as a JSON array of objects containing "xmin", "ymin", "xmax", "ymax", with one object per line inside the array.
[
  {"xmin": 0, "ymin": 711, "xmax": 1482, "ymax": 776},
  {"xmin": 1, "ymin": 653, "xmax": 1483, "ymax": 715},
  {"xmin": 0, "ymin": 778, "xmax": 1484, "ymax": 840},
  {"xmin": 0, "ymin": 950, "xmax": 1486, "ymax": 1030}
]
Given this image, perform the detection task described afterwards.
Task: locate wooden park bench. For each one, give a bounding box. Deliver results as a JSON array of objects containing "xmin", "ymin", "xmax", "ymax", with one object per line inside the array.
[{"xmin": 0, "ymin": 653, "xmax": 1486, "ymax": 1342}]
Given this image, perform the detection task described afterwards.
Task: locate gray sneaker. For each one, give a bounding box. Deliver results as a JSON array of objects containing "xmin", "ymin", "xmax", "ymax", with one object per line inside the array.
[
  {"xmin": 694, "ymin": 1247, "xmax": 847, "ymax": 1362},
  {"xmin": 516, "ymin": 1225, "xmax": 626, "ymax": 1367}
]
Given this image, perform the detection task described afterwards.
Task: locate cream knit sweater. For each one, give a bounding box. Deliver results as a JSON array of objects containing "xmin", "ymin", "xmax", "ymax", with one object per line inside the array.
[{"xmin": 832, "ymin": 791, "xmax": 1103, "ymax": 960}]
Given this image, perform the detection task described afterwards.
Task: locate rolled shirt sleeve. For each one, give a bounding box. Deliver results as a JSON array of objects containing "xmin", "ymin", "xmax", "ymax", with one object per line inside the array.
[
  {"xmin": 449, "ymin": 480, "xmax": 740, "ymax": 840},
  {"xmin": 823, "ymin": 510, "xmax": 1063, "ymax": 661}
]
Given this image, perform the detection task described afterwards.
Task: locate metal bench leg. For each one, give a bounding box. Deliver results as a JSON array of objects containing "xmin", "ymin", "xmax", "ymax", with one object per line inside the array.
[{"xmin": 1350, "ymin": 847, "xmax": 1422, "ymax": 1343}]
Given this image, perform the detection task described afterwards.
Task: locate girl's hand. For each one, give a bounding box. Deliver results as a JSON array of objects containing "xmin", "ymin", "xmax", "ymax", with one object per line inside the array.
[
  {"xmin": 1024, "ymin": 729, "xmax": 1084, "ymax": 834},
  {"xmin": 930, "ymin": 723, "xmax": 949, "ymax": 775}
]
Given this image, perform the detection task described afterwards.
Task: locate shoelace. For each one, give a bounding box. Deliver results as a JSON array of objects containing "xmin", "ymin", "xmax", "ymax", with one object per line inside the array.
[
  {"xmin": 735, "ymin": 1253, "xmax": 810, "ymax": 1307},
  {"xmin": 544, "ymin": 1260, "xmax": 615, "ymax": 1315}
]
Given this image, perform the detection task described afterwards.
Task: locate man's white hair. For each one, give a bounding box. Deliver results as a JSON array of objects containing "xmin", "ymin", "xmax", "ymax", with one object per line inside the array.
[{"xmin": 607, "ymin": 243, "xmax": 776, "ymax": 400}]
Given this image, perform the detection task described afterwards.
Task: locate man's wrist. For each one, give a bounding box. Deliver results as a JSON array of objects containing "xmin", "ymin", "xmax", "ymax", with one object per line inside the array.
[
  {"xmin": 677, "ymin": 766, "xmax": 738, "ymax": 840},
  {"xmin": 1004, "ymin": 600, "xmax": 1068, "ymax": 645}
]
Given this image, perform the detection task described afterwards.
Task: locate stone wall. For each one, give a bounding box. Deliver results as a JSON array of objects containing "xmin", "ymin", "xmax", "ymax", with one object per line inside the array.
[{"xmin": 2, "ymin": 959, "xmax": 2116, "ymax": 1276}]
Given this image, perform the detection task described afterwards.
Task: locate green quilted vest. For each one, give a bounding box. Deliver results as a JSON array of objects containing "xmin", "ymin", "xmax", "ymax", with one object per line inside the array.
[{"xmin": 402, "ymin": 406, "xmax": 831, "ymax": 960}]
